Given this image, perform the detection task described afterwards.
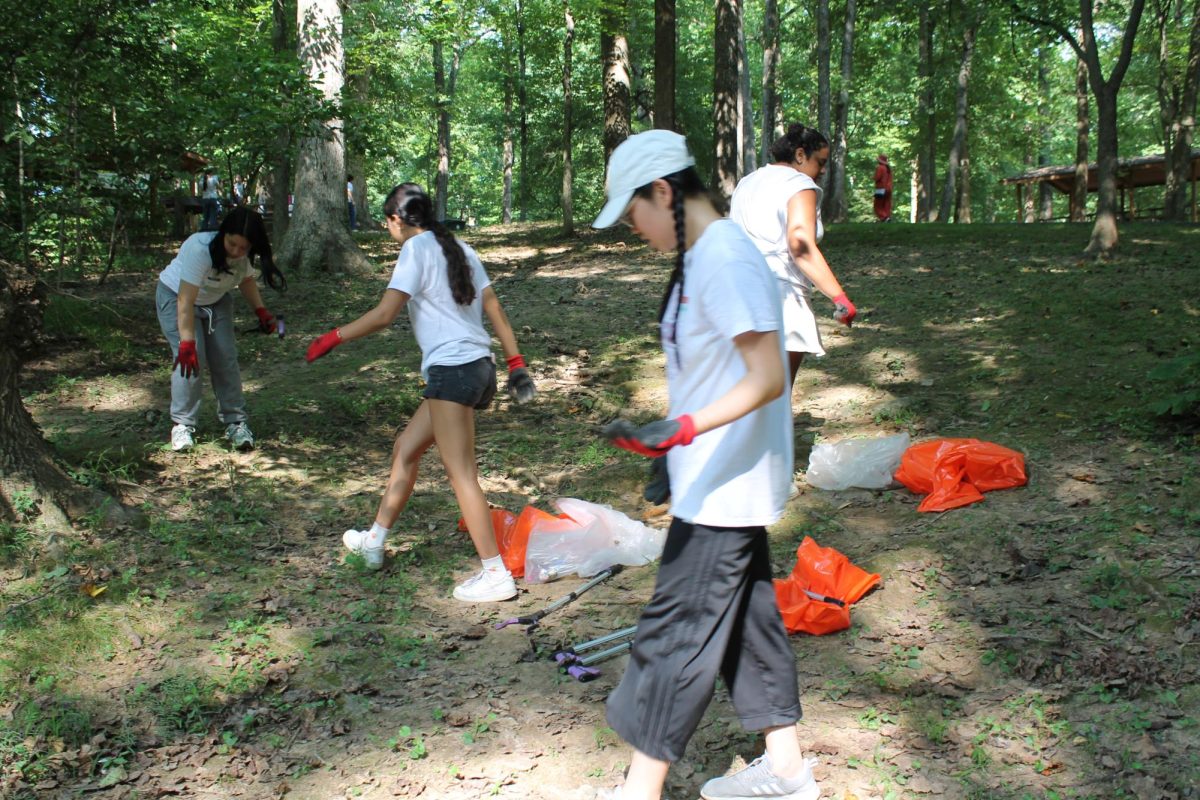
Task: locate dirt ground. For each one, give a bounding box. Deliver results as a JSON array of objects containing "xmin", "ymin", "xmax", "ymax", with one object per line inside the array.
[{"xmin": 3, "ymin": 221, "xmax": 1198, "ymax": 800}]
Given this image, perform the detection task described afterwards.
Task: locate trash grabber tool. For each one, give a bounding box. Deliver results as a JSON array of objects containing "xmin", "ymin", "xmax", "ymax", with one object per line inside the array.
[
  {"xmin": 803, "ymin": 588, "xmax": 846, "ymax": 607},
  {"xmin": 564, "ymin": 639, "xmax": 634, "ymax": 682},
  {"xmin": 494, "ymin": 565, "xmax": 622, "ymax": 633},
  {"xmin": 554, "ymin": 625, "xmax": 638, "ymax": 666}
]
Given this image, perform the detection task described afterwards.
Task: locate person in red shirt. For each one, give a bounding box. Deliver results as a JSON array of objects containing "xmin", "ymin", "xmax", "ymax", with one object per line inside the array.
[{"xmin": 873, "ymin": 154, "xmax": 893, "ymax": 222}]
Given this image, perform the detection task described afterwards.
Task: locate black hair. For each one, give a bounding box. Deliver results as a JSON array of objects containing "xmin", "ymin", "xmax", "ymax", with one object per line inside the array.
[
  {"xmin": 630, "ymin": 166, "xmax": 708, "ymax": 355},
  {"xmin": 768, "ymin": 123, "xmax": 829, "ymax": 164},
  {"xmin": 208, "ymin": 207, "xmax": 286, "ymax": 291},
  {"xmin": 382, "ymin": 183, "xmax": 475, "ymax": 305}
]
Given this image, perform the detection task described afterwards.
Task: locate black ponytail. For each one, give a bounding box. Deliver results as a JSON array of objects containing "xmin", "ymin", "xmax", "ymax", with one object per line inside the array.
[
  {"xmin": 768, "ymin": 122, "xmax": 829, "ymax": 164},
  {"xmin": 383, "ymin": 183, "xmax": 475, "ymax": 305},
  {"xmin": 208, "ymin": 207, "xmax": 287, "ymax": 291}
]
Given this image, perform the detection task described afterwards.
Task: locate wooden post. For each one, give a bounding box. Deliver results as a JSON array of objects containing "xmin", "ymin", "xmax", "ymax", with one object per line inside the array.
[
  {"xmin": 1015, "ymin": 185, "xmax": 1023, "ymax": 222},
  {"xmin": 1068, "ymin": 179, "xmax": 1076, "ymax": 221},
  {"xmin": 1129, "ymin": 186, "xmax": 1136, "ymax": 220}
]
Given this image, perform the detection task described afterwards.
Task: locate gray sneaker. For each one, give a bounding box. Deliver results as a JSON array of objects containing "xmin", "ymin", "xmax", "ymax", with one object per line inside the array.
[
  {"xmin": 170, "ymin": 423, "xmax": 196, "ymax": 452},
  {"xmin": 225, "ymin": 422, "xmax": 255, "ymax": 451},
  {"xmin": 700, "ymin": 755, "xmax": 819, "ymax": 800}
]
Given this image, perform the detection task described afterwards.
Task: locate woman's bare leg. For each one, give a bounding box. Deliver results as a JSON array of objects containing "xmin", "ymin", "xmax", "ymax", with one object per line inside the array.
[
  {"xmin": 373, "ymin": 401, "xmax": 436, "ymax": 529},
  {"xmin": 427, "ymin": 398, "xmax": 498, "ymax": 560}
]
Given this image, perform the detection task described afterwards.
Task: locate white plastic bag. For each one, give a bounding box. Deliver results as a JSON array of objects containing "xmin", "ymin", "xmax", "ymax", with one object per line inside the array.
[
  {"xmin": 524, "ymin": 498, "xmax": 666, "ymax": 583},
  {"xmin": 805, "ymin": 432, "xmax": 910, "ymax": 491}
]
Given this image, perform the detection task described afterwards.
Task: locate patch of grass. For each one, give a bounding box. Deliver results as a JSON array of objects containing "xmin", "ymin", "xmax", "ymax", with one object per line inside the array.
[{"xmin": 141, "ymin": 673, "xmax": 224, "ymax": 735}]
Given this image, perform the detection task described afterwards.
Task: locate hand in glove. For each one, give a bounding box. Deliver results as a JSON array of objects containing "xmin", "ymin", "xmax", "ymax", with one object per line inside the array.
[
  {"xmin": 174, "ymin": 340, "xmax": 199, "ymax": 378},
  {"xmin": 506, "ymin": 355, "xmax": 536, "ymax": 404},
  {"xmin": 831, "ymin": 293, "xmax": 857, "ymax": 327},
  {"xmin": 601, "ymin": 415, "xmax": 696, "ymax": 458},
  {"xmin": 305, "ymin": 328, "xmax": 343, "ymax": 362},
  {"xmin": 254, "ymin": 306, "xmax": 276, "ymax": 333}
]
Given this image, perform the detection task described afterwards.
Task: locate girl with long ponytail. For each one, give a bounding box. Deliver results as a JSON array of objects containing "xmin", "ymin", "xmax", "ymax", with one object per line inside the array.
[
  {"xmin": 591, "ymin": 130, "xmax": 819, "ymax": 800},
  {"xmin": 304, "ymin": 183, "xmax": 535, "ymax": 604}
]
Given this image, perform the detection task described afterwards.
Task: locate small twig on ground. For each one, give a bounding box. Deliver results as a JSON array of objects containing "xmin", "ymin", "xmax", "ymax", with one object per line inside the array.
[{"xmin": 1074, "ymin": 620, "xmax": 1111, "ymax": 641}]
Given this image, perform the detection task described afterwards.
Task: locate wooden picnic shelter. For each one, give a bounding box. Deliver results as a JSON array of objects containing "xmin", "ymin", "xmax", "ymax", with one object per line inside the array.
[{"xmin": 1001, "ymin": 149, "xmax": 1200, "ymax": 222}]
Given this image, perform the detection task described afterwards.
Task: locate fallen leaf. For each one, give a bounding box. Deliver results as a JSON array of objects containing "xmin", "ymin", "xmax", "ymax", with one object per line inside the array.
[{"xmin": 81, "ymin": 583, "xmax": 107, "ymax": 598}]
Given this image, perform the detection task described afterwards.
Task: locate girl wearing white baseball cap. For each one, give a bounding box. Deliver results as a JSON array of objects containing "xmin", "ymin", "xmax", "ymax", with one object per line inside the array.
[{"xmin": 593, "ymin": 130, "xmax": 819, "ymax": 800}]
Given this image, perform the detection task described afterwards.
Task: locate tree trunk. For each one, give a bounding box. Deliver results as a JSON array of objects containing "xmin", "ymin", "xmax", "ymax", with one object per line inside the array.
[
  {"xmin": 434, "ymin": 40, "xmax": 451, "ymax": 221},
  {"xmin": 1037, "ymin": 47, "xmax": 1055, "ymax": 221},
  {"xmin": 503, "ymin": 76, "xmax": 514, "ymax": 224},
  {"xmin": 1073, "ymin": 51, "xmax": 1090, "ymax": 221},
  {"xmin": 1160, "ymin": 0, "xmax": 1200, "ymax": 221},
  {"xmin": 518, "ymin": 0, "xmax": 530, "ymax": 220},
  {"xmin": 956, "ymin": 137, "xmax": 972, "ymax": 222},
  {"xmin": 277, "ymin": 0, "xmax": 369, "ymax": 274},
  {"xmin": 822, "ymin": 0, "xmax": 855, "ymax": 223},
  {"xmin": 738, "ymin": 17, "xmax": 755, "ymax": 178},
  {"xmin": 917, "ymin": 5, "xmax": 936, "ymax": 221},
  {"xmin": 346, "ymin": 70, "xmax": 376, "ymax": 230},
  {"xmin": 655, "ymin": 0, "xmax": 676, "ymax": 130},
  {"xmin": 938, "ymin": 22, "xmax": 974, "ymax": 224},
  {"xmin": 272, "ymin": 0, "xmax": 293, "ymax": 242},
  {"xmin": 816, "ymin": 0, "xmax": 831, "ymax": 136},
  {"xmin": 0, "ymin": 260, "xmax": 112, "ymax": 534},
  {"xmin": 562, "ymin": 1, "xmax": 575, "ymax": 236},
  {"xmin": 602, "ymin": 1, "xmax": 632, "ymax": 163},
  {"xmin": 760, "ymin": 0, "xmax": 781, "ymax": 163},
  {"xmin": 712, "ymin": 0, "xmax": 741, "ymax": 208}
]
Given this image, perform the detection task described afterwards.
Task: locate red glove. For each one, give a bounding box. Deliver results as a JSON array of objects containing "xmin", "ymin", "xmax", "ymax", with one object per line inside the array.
[
  {"xmin": 305, "ymin": 328, "xmax": 343, "ymax": 362},
  {"xmin": 832, "ymin": 293, "xmax": 856, "ymax": 327},
  {"xmin": 506, "ymin": 354, "xmax": 536, "ymax": 403},
  {"xmin": 255, "ymin": 306, "xmax": 276, "ymax": 333},
  {"xmin": 174, "ymin": 340, "xmax": 198, "ymax": 378},
  {"xmin": 602, "ymin": 415, "xmax": 696, "ymax": 458}
]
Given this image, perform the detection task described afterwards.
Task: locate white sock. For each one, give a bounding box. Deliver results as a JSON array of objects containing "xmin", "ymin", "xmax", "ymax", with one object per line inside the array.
[
  {"xmin": 366, "ymin": 522, "xmax": 389, "ymax": 547},
  {"xmin": 481, "ymin": 555, "xmax": 507, "ymax": 575}
]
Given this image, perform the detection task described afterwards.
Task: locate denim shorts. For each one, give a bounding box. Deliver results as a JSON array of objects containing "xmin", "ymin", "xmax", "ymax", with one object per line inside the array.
[{"xmin": 423, "ymin": 356, "xmax": 497, "ymax": 409}]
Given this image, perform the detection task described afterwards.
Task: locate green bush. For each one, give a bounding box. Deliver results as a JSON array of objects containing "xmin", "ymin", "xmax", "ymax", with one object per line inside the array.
[{"xmin": 1148, "ymin": 351, "xmax": 1200, "ymax": 419}]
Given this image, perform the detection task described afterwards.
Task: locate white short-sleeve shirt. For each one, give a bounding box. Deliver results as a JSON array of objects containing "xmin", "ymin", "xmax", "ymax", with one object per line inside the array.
[
  {"xmin": 660, "ymin": 219, "xmax": 793, "ymax": 527},
  {"xmin": 729, "ymin": 164, "xmax": 823, "ymax": 286},
  {"xmin": 158, "ymin": 232, "xmax": 257, "ymax": 306},
  {"xmin": 386, "ymin": 231, "xmax": 493, "ymax": 379}
]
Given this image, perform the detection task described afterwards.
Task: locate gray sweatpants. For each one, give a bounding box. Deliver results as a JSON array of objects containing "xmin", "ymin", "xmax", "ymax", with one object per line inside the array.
[
  {"xmin": 606, "ymin": 518, "xmax": 802, "ymax": 763},
  {"xmin": 156, "ymin": 280, "xmax": 247, "ymax": 428}
]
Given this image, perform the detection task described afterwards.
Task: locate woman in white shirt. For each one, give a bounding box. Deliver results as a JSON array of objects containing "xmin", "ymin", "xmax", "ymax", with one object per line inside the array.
[{"xmin": 155, "ymin": 208, "xmax": 284, "ymax": 452}]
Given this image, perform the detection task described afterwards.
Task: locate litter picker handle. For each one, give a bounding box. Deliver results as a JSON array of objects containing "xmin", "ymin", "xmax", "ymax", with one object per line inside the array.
[
  {"xmin": 567, "ymin": 664, "xmax": 602, "ymax": 682},
  {"xmin": 802, "ymin": 588, "xmax": 846, "ymax": 607},
  {"xmin": 494, "ymin": 565, "xmax": 622, "ymax": 630},
  {"xmin": 568, "ymin": 625, "xmax": 638, "ymax": 655}
]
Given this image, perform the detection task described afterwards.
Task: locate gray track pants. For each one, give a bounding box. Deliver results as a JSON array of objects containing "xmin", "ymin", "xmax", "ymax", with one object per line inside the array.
[
  {"xmin": 605, "ymin": 518, "xmax": 802, "ymax": 763},
  {"xmin": 156, "ymin": 280, "xmax": 247, "ymax": 428}
]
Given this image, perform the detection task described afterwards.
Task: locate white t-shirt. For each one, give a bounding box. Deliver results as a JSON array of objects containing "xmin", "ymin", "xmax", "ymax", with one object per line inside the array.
[
  {"xmin": 729, "ymin": 164, "xmax": 823, "ymax": 286},
  {"xmin": 158, "ymin": 232, "xmax": 257, "ymax": 306},
  {"xmin": 386, "ymin": 231, "xmax": 493, "ymax": 379},
  {"xmin": 202, "ymin": 174, "xmax": 220, "ymax": 200},
  {"xmin": 661, "ymin": 219, "xmax": 793, "ymax": 527}
]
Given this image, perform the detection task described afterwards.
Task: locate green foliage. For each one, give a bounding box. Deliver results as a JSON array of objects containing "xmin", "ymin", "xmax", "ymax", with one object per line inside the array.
[{"xmin": 1147, "ymin": 351, "xmax": 1200, "ymax": 419}]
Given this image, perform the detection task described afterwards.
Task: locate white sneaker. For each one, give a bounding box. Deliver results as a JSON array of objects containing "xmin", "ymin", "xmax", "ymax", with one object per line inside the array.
[
  {"xmin": 170, "ymin": 424, "xmax": 196, "ymax": 452},
  {"xmin": 453, "ymin": 569, "xmax": 517, "ymax": 602},
  {"xmin": 342, "ymin": 529, "xmax": 385, "ymax": 570},
  {"xmin": 700, "ymin": 755, "xmax": 819, "ymax": 800},
  {"xmin": 225, "ymin": 422, "xmax": 255, "ymax": 451}
]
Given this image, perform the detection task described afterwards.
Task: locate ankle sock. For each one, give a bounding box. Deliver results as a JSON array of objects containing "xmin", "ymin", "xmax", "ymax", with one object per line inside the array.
[
  {"xmin": 481, "ymin": 554, "xmax": 507, "ymax": 575},
  {"xmin": 366, "ymin": 522, "xmax": 389, "ymax": 547}
]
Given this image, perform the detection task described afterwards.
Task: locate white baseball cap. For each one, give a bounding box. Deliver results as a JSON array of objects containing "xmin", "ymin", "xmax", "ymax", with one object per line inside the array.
[{"xmin": 592, "ymin": 130, "xmax": 697, "ymax": 229}]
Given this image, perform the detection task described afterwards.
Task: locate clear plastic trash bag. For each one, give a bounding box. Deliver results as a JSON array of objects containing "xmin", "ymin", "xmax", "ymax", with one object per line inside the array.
[{"xmin": 805, "ymin": 432, "xmax": 910, "ymax": 491}]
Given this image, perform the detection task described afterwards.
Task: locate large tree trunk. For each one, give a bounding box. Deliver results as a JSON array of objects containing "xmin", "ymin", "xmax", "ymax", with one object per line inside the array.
[
  {"xmin": 1073, "ymin": 51, "xmax": 1090, "ymax": 221},
  {"xmin": 272, "ymin": 0, "xmax": 293, "ymax": 242},
  {"xmin": 434, "ymin": 39, "xmax": 451, "ymax": 221},
  {"xmin": 277, "ymin": 0, "xmax": 370, "ymax": 274},
  {"xmin": 0, "ymin": 260, "xmax": 113, "ymax": 534},
  {"xmin": 503, "ymin": 76, "xmax": 514, "ymax": 224},
  {"xmin": 1159, "ymin": 0, "xmax": 1200, "ymax": 221},
  {"xmin": 712, "ymin": 0, "xmax": 741, "ymax": 208},
  {"xmin": 738, "ymin": 17, "xmax": 755, "ymax": 178},
  {"xmin": 346, "ymin": 70, "xmax": 377, "ymax": 230},
  {"xmin": 917, "ymin": 5, "xmax": 937, "ymax": 221},
  {"xmin": 816, "ymin": 0, "xmax": 831, "ymax": 136},
  {"xmin": 601, "ymin": 1, "xmax": 632, "ymax": 163},
  {"xmin": 655, "ymin": 0, "xmax": 676, "ymax": 130},
  {"xmin": 822, "ymin": 0, "xmax": 856, "ymax": 223},
  {"xmin": 956, "ymin": 136, "xmax": 972, "ymax": 222},
  {"xmin": 562, "ymin": 1, "xmax": 575, "ymax": 236},
  {"xmin": 760, "ymin": 0, "xmax": 781, "ymax": 163},
  {"xmin": 938, "ymin": 22, "xmax": 975, "ymax": 224}
]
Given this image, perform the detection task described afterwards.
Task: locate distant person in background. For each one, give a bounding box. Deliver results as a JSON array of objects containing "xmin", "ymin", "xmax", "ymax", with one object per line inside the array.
[
  {"xmin": 873, "ymin": 154, "xmax": 893, "ymax": 222},
  {"xmin": 256, "ymin": 183, "xmax": 269, "ymax": 216},
  {"xmin": 346, "ymin": 175, "xmax": 357, "ymax": 230},
  {"xmin": 232, "ymin": 175, "xmax": 247, "ymax": 207},
  {"xmin": 200, "ymin": 170, "xmax": 222, "ymax": 230},
  {"xmin": 156, "ymin": 207, "xmax": 285, "ymax": 453}
]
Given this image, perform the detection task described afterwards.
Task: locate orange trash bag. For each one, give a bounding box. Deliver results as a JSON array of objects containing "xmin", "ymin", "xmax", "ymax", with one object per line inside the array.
[
  {"xmin": 893, "ymin": 438, "xmax": 1027, "ymax": 513},
  {"xmin": 458, "ymin": 506, "xmax": 569, "ymax": 579},
  {"xmin": 773, "ymin": 537, "xmax": 881, "ymax": 635}
]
